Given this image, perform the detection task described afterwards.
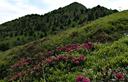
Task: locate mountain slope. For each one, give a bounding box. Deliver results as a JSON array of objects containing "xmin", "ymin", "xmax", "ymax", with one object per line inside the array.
[
  {"xmin": 0, "ymin": 2, "xmax": 118, "ymax": 51},
  {"xmin": 0, "ymin": 10, "xmax": 128, "ymax": 81}
]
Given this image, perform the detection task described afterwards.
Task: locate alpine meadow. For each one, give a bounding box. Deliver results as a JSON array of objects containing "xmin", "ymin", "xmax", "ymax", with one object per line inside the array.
[{"xmin": 0, "ymin": 1, "xmax": 128, "ymax": 82}]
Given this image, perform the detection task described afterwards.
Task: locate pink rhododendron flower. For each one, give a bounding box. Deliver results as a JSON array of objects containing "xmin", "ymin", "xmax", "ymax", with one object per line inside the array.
[
  {"xmin": 56, "ymin": 44, "xmax": 80, "ymax": 52},
  {"xmin": 11, "ymin": 58, "xmax": 30, "ymax": 68},
  {"xmin": 46, "ymin": 57, "xmax": 53, "ymax": 64},
  {"xmin": 82, "ymin": 77, "xmax": 90, "ymax": 82},
  {"xmin": 83, "ymin": 41, "xmax": 93, "ymax": 50},
  {"xmin": 48, "ymin": 50, "xmax": 53, "ymax": 55},
  {"xmin": 78, "ymin": 55, "xmax": 86, "ymax": 61},
  {"xmin": 56, "ymin": 55, "xmax": 67, "ymax": 61},
  {"xmin": 76, "ymin": 75, "xmax": 90, "ymax": 82},
  {"xmin": 116, "ymin": 73, "xmax": 124, "ymax": 80}
]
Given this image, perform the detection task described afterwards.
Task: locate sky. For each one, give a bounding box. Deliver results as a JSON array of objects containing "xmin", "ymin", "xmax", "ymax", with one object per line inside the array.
[{"xmin": 0, "ymin": 0, "xmax": 128, "ymax": 24}]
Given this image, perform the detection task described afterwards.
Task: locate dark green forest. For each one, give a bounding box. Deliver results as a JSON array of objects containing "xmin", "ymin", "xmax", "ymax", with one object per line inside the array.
[{"xmin": 0, "ymin": 2, "xmax": 118, "ymax": 51}]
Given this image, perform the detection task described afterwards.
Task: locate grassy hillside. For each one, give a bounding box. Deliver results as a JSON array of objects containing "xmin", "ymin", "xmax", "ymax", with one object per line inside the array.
[
  {"xmin": 0, "ymin": 10, "xmax": 128, "ymax": 82},
  {"xmin": 0, "ymin": 2, "xmax": 117, "ymax": 51}
]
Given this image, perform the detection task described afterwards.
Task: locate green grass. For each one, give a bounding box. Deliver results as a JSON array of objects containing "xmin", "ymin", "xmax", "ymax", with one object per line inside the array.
[{"xmin": 89, "ymin": 36, "xmax": 128, "ymax": 67}]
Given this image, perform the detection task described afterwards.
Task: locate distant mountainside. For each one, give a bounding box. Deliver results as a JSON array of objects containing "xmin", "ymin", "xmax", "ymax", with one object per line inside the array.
[{"xmin": 0, "ymin": 2, "xmax": 118, "ymax": 51}]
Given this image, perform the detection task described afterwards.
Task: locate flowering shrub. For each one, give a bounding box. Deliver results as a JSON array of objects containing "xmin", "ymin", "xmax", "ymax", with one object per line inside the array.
[
  {"xmin": 6, "ymin": 39, "xmax": 128, "ymax": 82},
  {"xmin": 47, "ymin": 50, "xmax": 54, "ymax": 55},
  {"xmin": 56, "ymin": 44, "xmax": 80, "ymax": 52},
  {"xmin": 96, "ymin": 67, "xmax": 128, "ymax": 81},
  {"xmin": 46, "ymin": 55, "xmax": 86, "ymax": 65},
  {"xmin": 72, "ymin": 55, "xmax": 86, "ymax": 65},
  {"xmin": 55, "ymin": 42, "xmax": 93, "ymax": 54},
  {"xmin": 9, "ymin": 72, "xmax": 25, "ymax": 81},
  {"xmin": 46, "ymin": 57, "xmax": 54, "ymax": 64},
  {"xmin": 8, "ymin": 42, "xmax": 93, "ymax": 82},
  {"xmin": 76, "ymin": 75, "xmax": 90, "ymax": 82},
  {"xmin": 82, "ymin": 41, "xmax": 93, "ymax": 50},
  {"xmin": 56, "ymin": 55, "xmax": 67, "ymax": 61},
  {"xmin": 115, "ymin": 72, "xmax": 124, "ymax": 80},
  {"xmin": 11, "ymin": 58, "xmax": 30, "ymax": 68}
]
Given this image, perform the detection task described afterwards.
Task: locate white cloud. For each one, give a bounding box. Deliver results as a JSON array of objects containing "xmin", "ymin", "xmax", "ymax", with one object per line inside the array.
[
  {"xmin": 0, "ymin": 0, "xmax": 127, "ymax": 24},
  {"xmin": 106, "ymin": 0, "xmax": 128, "ymax": 11},
  {"xmin": 40, "ymin": 0, "xmax": 128, "ymax": 11},
  {"xmin": 0, "ymin": 0, "xmax": 44, "ymax": 24}
]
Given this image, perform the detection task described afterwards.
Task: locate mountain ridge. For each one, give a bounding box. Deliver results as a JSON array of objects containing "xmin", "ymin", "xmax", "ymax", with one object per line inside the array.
[{"xmin": 0, "ymin": 2, "xmax": 118, "ymax": 51}]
